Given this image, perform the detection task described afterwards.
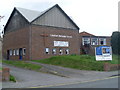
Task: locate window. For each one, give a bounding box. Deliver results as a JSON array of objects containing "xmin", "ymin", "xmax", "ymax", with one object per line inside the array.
[
  {"xmin": 59, "ymin": 48, "xmax": 63, "ymax": 55},
  {"xmin": 99, "ymin": 38, "xmax": 106, "ymax": 45},
  {"xmin": 65, "ymin": 49, "xmax": 69, "ymax": 54},
  {"xmin": 45, "ymin": 48, "xmax": 49, "ymax": 54},
  {"xmin": 13, "ymin": 49, "xmax": 16, "ymax": 56},
  {"xmin": 82, "ymin": 38, "xmax": 90, "ymax": 45},
  {"xmin": 16, "ymin": 49, "xmax": 19, "ymax": 55},
  {"xmin": 10, "ymin": 50, "xmax": 12, "ymax": 56},
  {"xmin": 52, "ymin": 48, "xmax": 56, "ymax": 54},
  {"xmin": 23, "ymin": 48, "xmax": 26, "ymax": 55},
  {"xmin": 91, "ymin": 38, "xmax": 98, "ymax": 45}
]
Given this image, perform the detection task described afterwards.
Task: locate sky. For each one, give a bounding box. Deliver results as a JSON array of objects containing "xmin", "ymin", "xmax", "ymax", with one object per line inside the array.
[{"xmin": 0, "ymin": 0, "xmax": 119, "ymax": 36}]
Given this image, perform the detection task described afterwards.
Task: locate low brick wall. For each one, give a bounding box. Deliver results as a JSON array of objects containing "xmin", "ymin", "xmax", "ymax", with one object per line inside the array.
[
  {"xmin": 104, "ymin": 63, "xmax": 120, "ymax": 71},
  {"xmin": 0, "ymin": 68, "xmax": 10, "ymax": 81}
]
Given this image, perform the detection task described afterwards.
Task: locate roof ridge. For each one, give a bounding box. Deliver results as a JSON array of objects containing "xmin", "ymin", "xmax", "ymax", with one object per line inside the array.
[
  {"xmin": 15, "ymin": 7, "xmax": 40, "ymax": 13},
  {"xmin": 15, "ymin": 5, "xmax": 57, "ymax": 22}
]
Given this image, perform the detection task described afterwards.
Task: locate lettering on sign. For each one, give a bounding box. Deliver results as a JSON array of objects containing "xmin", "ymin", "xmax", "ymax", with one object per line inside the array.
[
  {"xmin": 50, "ymin": 34, "xmax": 72, "ymax": 38},
  {"xmin": 54, "ymin": 41, "xmax": 69, "ymax": 47}
]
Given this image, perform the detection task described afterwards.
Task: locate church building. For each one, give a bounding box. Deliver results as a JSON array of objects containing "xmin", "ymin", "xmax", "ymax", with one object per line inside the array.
[{"xmin": 3, "ymin": 4, "xmax": 80, "ymax": 60}]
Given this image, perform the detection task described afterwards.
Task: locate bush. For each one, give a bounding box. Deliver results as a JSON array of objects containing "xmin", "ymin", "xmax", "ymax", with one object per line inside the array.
[
  {"xmin": 10, "ymin": 75, "xmax": 16, "ymax": 82},
  {"xmin": 111, "ymin": 31, "xmax": 120, "ymax": 55}
]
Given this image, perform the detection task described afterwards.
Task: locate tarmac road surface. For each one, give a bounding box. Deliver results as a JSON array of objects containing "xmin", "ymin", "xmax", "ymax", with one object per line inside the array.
[{"xmin": 2, "ymin": 63, "xmax": 119, "ymax": 88}]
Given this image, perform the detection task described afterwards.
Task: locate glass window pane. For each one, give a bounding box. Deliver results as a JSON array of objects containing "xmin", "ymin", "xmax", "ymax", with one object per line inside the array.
[
  {"xmin": 10, "ymin": 50, "xmax": 12, "ymax": 56},
  {"xmin": 91, "ymin": 38, "xmax": 98, "ymax": 45},
  {"xmin": 23, "ymin": 48, "xmax": 26, "ymax": 55},
  {"xmin": 52, "ymin": 48, "xmax": 56, "ymax": 54},
  {"xmin": 45, "ymin": 48, "xmax": 49, "ymax": 54},
  {"xmin": 99, "ymin": 38, "xmax": 106, "ymax": 45},
  {"xmin": 65, "ymin": 49, "xmax": 69, "ymax": 54},
  {"xmin": 16, "ymin": 49, "xmax": 19, "ymax": 55},
  {"xmin": 59, "ymin": 48, "xmax": 63, "ymax": 55},
  {"xmin": 13, "ymin": 49, "xmax": 15, "ymax": 55},
  {"xmin": 82, "ymin": 38, "xmax": 90, "ymax": 45}
]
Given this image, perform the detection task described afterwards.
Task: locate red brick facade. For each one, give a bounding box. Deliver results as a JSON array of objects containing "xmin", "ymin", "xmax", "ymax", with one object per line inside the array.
[
  {"xmin": 3, "ymin": 26, "xmax": 30, "ymax": 60},
  {"xmin": 31, "ymin": 25, "xmax": 80, "ymax": 60},
  {"xmin": 79, "ymin": 31, "xmax": 111, "ymax": 55},
  {"xmin": 3, "ymin": 25, "xmax": 80, "ymax": 60}
]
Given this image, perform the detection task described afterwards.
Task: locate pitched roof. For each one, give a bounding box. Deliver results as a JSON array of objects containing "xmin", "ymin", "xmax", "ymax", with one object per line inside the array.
[
  {"xmin": 15, "ymin": 6, "xmax": 51, "ymax": 22},
  {"xmin": 15, "ymin": 4, "xmax": 79, "ymax": 30},
  {"xmin": 15, "ymin": 7, "xmax": 41, "ymax": 22},
  {"xmin": 79, "ymin": 31, "xmax": 95, "ymax": 36},
  {"xmin": 4, "ymin": 4, "xmax": 79, "ymax": 31}
]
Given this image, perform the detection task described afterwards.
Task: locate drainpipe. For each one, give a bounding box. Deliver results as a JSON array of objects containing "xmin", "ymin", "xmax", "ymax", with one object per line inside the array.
[{"xmin": 29, "ymin": 24, "xmax": 32, "ymax": 60}]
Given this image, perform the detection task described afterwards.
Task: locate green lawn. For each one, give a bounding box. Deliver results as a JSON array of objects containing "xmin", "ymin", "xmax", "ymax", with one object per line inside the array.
[
  {"xmin": 3, "ymin": 60, "xmax": 41, "ymax": 71},
  {"xmin": 32, "ymin": 54, "xmax": 119, "ymax": 71}
]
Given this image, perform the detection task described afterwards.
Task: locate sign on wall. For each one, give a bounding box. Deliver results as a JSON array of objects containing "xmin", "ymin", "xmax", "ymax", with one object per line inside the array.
[
  {"xmin": 50, "ymin": 34, "xmax": 72, "ymax": 38},
  {"xmin": 54, "ymin": 41, "xmax": 69, "ymax": 47},
  {"xmin": 95, "ymin": 46, "xmax": 112, "ymax": 61}
]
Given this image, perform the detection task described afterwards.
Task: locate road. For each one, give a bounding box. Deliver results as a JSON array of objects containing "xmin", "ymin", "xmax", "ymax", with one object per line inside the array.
[
  {"xmin": 45, "ymin": 76, "xmax": 119, "ymax": 88},
  {"xmin": 2, "ymin": 63, "xmax": 119, "ymax": 88}
]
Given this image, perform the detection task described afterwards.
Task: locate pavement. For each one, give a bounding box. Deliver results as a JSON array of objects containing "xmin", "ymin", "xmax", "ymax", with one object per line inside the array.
[{"xmin": 2, "ymin": 62, "xmax": 119, "ymax": 88}]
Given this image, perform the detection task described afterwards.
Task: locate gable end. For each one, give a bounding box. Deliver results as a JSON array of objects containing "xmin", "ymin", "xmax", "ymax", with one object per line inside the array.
[{"xmin": 32, "ymin": 4, "xmax": 79, "ymax": 30}]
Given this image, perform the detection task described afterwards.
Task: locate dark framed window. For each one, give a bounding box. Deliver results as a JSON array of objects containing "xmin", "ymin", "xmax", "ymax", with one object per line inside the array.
[
  {"xmin": 82, "ymin": 38, "xmax": 90, "ymax": 45},
  {"xmin": 23, "ymin": 48, "xmax": 26, "ymax": 55},
  {"xmin": 59, "ymin": 48, "xmax": 63, "ymax": 55},
  {"xmin": 91, "ymin": 38, "xmax": 98, "ymax": 45},
  {"xmin": 45, "ymin": 48, "xmax": 49, "ymax": 54},
  {"xmin": 65, "ymin": 49, "xmax": 69, "ymax": 54},
  {"xmin": 13, "ymin": 49, "xmax": 16, "ymax": 56},
  {"xmin": 99, "ymin": 38, "xmax": 106, "ymax": 45},
  {"xmin": 52, "ymin": 48, "xmax": 56, "ymax": 54},
  {"xmin": 16, "ymin": 49, "xmax": 19, "ymax": 55},
  {"xmin": 9, "ymin": 50, "xmax": 12, "ymax": 56}
]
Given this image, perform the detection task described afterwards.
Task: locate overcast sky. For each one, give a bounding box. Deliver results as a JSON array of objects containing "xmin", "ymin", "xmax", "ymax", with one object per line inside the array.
[{"xmin": 0, "ymin": 0, "xmax": 119, "ymax": 36}]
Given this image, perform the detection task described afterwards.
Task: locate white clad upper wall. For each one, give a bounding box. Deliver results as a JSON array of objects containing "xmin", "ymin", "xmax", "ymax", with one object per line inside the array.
[{"xmin": 32, "ymin": 7, "xmax": 77, "ymax": 30}]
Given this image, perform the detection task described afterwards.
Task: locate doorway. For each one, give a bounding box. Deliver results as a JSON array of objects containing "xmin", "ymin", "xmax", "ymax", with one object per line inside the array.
[
  {"xmin": 19, "ymin": 48, "xmax": 22, "ymax": 60},
  {"xmin": 7, "ymin": 50, "xmax": 9, "ymax": 60}
]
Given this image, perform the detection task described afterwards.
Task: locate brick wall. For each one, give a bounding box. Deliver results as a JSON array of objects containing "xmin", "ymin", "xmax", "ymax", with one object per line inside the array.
[
  {"xmin": 104, "ymin": 63, "xmax": 120, "ymax": 71},
  {"xmin": 31, "ymin": 25, "xmax": 80, "ymax": 60},
  {"xmin": 3, "ymin": 26, "xmax": 30, "ymax": 60},
  {"xmin": 3, "ymin": 24, "xmax": 80, "ymax": 60},
  {"xmin": 0, "ymin": 68, "xmax": 10, "ymax": 81}
]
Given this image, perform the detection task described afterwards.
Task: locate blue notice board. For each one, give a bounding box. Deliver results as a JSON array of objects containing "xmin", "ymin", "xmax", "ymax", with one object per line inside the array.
[{"xmin": 95, "ymin": 46, "xmax": 112, "ymax": 61}]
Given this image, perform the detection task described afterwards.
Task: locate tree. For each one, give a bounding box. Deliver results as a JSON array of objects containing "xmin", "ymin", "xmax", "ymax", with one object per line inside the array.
[{"xmin": 111, "ymin": 31, "xmax": 120, "ymax": 55}]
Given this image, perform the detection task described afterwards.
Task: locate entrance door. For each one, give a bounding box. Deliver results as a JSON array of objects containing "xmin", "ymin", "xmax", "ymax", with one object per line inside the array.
[
  {"xmin": 19, "ymin": 48, "xmax": 22, "ymax": 60},
  {"xmin": 7, "ymin": 50, "xmax": 9, "ymax": 60}
]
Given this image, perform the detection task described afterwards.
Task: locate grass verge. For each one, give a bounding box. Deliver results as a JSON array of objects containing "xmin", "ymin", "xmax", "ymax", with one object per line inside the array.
[
  {"xmin": 2, "ymin": 60, "xmax": 41, "ymax": 71},
  {"xmin": 32, "ymin": 54, "xmax": 119, "ymax": 71}
]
